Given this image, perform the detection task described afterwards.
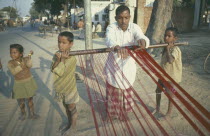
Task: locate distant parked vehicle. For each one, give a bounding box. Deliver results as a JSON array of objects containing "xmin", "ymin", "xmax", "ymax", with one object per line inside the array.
[{"xmin": 8, "ymin": 19, "xmax": 17, "ymax": 27}]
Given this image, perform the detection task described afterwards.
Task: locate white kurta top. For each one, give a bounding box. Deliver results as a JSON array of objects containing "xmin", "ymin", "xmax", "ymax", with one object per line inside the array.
[
  {"xmin": 92, "ymin": 25, "xmax": 95, "ymax": 32},
  {"xmin": 95, "ymin": 24, "xmax": 102, "ymax": 32},
  {"xmin": 105, "ymin": 22, "xmax": 150, "ymax": 89}
]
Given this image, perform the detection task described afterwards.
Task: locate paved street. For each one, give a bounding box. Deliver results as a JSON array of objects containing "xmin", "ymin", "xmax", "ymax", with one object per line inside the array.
[
  {"xmin": 0, "ymin": 23, "xmax": 106, "ymax": 136},
  {"xmin": 0, "ymin": 24, "xmax": 210, "ymax": 136}
]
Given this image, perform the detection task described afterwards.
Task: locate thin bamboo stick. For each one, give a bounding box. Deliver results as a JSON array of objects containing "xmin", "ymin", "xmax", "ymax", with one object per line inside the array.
[{"xmin": 69, "ymin": 42, "xmax": 188, "ymax": 56}]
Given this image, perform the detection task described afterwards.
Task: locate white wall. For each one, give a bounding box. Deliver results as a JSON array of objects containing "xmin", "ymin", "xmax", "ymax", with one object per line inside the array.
[
  {"xmin": 71, "ymin": 0, "xmax": 139, "ymax": 29},
  {"xmin": 91, "ymin": 1, "xmax": 111, "ymax": 30},
  {"xmin": 109, "ymin": 0, "xmax": 137, "ymax": 24},
  {"xmin": 42, "ymin": 17, "xmax": 48, "ymax": 22},
  {"xmin": 145, "ymin": 0, "xmax": 155, "ymax": 7},
  {"xmin": 22, "ymin": 17, "xmax": 30, "ymax": 22}
]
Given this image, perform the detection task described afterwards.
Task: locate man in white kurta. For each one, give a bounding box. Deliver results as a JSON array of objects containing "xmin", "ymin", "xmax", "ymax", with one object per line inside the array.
[
  {"xmin": 95, "ymin": 22, "xmax": 102, "ymax": 32},
  {"xmin": 105, "ymin": 22, "xmax": 149, "ymax": 89},
  {"xmin": 105, "ymin": 5, "xmax": 150, "ymax": 120}
]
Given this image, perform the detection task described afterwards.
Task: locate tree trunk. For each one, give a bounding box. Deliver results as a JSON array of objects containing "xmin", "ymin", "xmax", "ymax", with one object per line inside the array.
[
  {"xmin": 61, "ymin": 0, "xmax": 68, "ymax": 24},
  {"xmin": 137, "ymin": 0, "xmax": 145, "ymax": 31},
  {"xmin": 193, "ymin": 0, "xmax": 201, "ymax": 29},
  {"xmin": 146, "ymin": 0, "xmax": 173, "ymax": 56}
]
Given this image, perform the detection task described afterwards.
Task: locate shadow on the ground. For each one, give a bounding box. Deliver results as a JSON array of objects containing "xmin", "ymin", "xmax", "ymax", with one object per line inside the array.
[
  {"xmin": 0, "ymin": 69, "xmax": 13, "ymax": 98},
  {"xmin": 14, "ymin": 33, "xmax": 54, "ymax": 56},
  {"xmin": 31, "ymin": 58, "xmax": 67, "ymax": 135},
  {"xmin": 180, "ymin": 30, "xmax": 210, "ymax": 78}
]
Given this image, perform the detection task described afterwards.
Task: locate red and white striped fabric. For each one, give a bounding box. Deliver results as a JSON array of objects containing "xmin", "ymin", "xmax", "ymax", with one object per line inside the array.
[{"xmin": 106, "ymin": 82, "xmax": 134, "ymax": 119}]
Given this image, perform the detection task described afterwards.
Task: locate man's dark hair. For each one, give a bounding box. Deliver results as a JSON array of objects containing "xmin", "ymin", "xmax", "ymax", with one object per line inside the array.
[
  {"xmin": 115, "ymin": 5, "xmax": 130, "ymax": 16},
  {"xmin": 165, "ymin": 27, "xmax": 178, "ymax": 37},
  {"xmin": 10, "ymin": 44, "xmax": 24, "ymax": 54},
  {"xmin": 59, "ymin": 31, "xmax": 74, "ymax": 42}
]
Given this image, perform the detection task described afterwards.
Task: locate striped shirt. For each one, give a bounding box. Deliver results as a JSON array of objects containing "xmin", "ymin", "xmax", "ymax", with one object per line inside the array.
[{"xmin": 52, "ymin": 55, "xmax": 79, "ymax": 103}]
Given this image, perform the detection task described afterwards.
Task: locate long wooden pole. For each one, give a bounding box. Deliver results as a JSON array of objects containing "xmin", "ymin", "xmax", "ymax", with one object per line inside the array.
[{"xmin": 69, "ymin": 42, "xmax": 188, "ymax": 56}]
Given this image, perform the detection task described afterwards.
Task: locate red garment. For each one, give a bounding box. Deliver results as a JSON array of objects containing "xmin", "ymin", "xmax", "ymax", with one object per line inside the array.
[{"xmin": 106, "ymin": 82, "xmax": 134, "ymax": 118}]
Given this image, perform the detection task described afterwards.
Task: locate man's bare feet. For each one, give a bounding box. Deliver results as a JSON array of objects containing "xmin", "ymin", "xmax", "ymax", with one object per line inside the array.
[
  {"xmin": 104, "ymin": 115, "xmax": 118, "ymax": 122},
  {"xmin": 119, "ymin": 113, "xmax": 129, "ymax": 121}
]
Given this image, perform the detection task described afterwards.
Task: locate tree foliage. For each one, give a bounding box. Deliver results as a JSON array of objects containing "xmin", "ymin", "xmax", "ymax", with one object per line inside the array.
[
  {"xmin": 33, "ymin": 0, "xmax": 84, "ymax": 16},
  {"xmin": 30, "ymin": 3, "xmax": 44, "ymax": 19},
  {"xmin": 69, "ymin": 0, "xmax": 84, "ymax": 8},
  {"xmin": 33, "ymin": 0, "xmax": 51, "ymax": 14},
  {"xmin": 173, "ymin": 0, "xmax": 195, "ymax": 7},
  {"xmin": 0, "ymin": 6, "xmax": 19, "ymax": 18},
  {"xmin": 31, "ymin": 0, "xmax": 84, "ymax": 24},
  {"xmin": 50, "ymin": 0, "xmax": 63, "ymax": 16}
]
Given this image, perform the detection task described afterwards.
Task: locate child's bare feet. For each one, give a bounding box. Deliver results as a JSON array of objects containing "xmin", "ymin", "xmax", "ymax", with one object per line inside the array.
[
  {"xmin": 62, "ymin": 127, "xmax": 77, "ymax": 136},
  {"xmin": 19, "ymin": 113, "xmax": 26, "ymax": 121},
  {"xmin": 153, "ymin": 111, "xmax": 164, "ymax": 120},
  {"xmin": 62, "ymin": 108, "xmax": 78, "ymax": 136},
  {"xmin": 29, "ymin": 113, "xmax": 40, "ymax": 119},
  {"xmin": 164, "ymin": 112, "xmax": 172, "ymax": 120},
  {"xmin": 59, "ymin": 124, "xmax": 70, "ymax": 132}
]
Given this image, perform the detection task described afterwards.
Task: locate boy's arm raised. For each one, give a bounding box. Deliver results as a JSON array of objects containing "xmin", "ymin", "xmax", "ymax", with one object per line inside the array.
[
  {"xmin": 51, "ymin": 51, "xmax": 69, "ymax": 76},
  {"xmin": 52, "ymin": 52, "xmax": 61, "ymax": 71}
]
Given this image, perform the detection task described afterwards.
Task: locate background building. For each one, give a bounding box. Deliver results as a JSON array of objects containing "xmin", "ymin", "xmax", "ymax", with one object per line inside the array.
[{"xmin": 0, "ymin": 11, "xmax": 10, "ymax": 20}]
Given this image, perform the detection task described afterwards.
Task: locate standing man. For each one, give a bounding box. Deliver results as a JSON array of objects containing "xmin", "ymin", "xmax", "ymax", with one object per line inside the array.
[
  {"xmin": 92, "ymin": 22, "xmax": 95, "ymax": 38},
  {"xmin": 95, "ymin": 22, "xmax": 102, "ymax": 38},
  {"xmin": 77, "ymin": 19, "xmax": 85, "ymax": 39},
  {"xmin": 105, "ymin": 5, "xmax": 150, "ymax": 121},
  {"xmin": 95, "ymin": 22, "xmax": 102, "ymax": 32}
]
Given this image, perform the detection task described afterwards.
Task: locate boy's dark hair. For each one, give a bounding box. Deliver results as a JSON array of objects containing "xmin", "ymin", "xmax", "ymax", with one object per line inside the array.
[
  {"xmin": 59, "ymin": 31, "xmax": 74, "ymax": 42},
  {"xmin": 165, "ymin": 27, "xmax": 178, "ymax": 37},
  {"xmin": 116, "ymin": 5, "xmax": 130, "ymax": 16},
  {"xmin": 10, "ymin": 44, "xmax": 24, "ymax": 54}
]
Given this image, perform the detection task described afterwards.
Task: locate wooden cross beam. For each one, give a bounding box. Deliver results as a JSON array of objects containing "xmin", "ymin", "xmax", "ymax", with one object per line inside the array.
[{"xmin": 68, "ymin": 42, "xmax": 188, "ymax": 56}]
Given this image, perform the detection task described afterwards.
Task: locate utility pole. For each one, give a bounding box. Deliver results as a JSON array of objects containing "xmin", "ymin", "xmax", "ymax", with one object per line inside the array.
[
  {"xmin": 84, "ymin": 0, "xmax": 92, "ymax": 50},
  {"xmin": 83, "ymin": 2, "xmax": 100, "ymax": 128},
  {"xmin": 84, "ymin": 0, "xmax": 94, "ymax": 78},
  {"xmin": 66, "ymin": 0, "xmax": 70, "ymax": 30},
  {"xmin": 193, "ymin": 0, "xmax": 201, "ymax": 29},
  {"xmin": 73, "ymin": 0, "xmax": 75, "ymax": 25}
]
